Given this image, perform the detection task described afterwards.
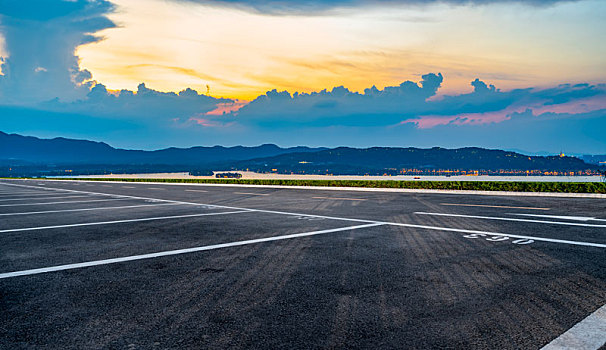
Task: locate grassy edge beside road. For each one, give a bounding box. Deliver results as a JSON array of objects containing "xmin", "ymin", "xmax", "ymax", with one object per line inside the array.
[{"xmin": 11, "ymin": 178, "xmax": 606, "ymax": 194}]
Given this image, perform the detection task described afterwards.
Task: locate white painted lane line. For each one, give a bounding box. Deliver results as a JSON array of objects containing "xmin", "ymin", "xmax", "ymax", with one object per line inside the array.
[
  {"xmin": 385, "ymin": 221, "xmax": 606, "ymax": 248},
  {"xmin": 122, "ymin": 186, "xmax": 136, "ymax": 189},
  {"xmin": 0, "ymin": 203, "xmax": 182, "ymax": 217},
  {"xmin": 234, "ymin": 192, "xmax": 269, "ymax": 196},
  {"xmin": 313, "ymin": 196, "xmax": 366, "ymax": 201},
  {"xmin": 541, "ymin": 303, "xmax": 606, "ymax": 350},
  {"xmin": 0, "ymin": 223, "xmax": 383, "ymax": 279},
  {"xmin": 513, "ymin": 213, "xmax": 606, "ymax": 222},
  {"xmin": 440, "ymin": 203, "xmax": 550, "ymax": 210},
  {"xmin": 0, "ymin": 195, "xmax": 93, "ymax": 202},
  {"xmin": 0, "ymin": 210, "xmax": 250, "ymax": 234},
  {"xmin": 0, "ymin": 192, "xmax": 76, "ymax": 196},
  {"xmin": 147, "ymin": 187, "xmax": 164, "ymax": 190},
  {"xmin": 101, "ymin": 185, "xmax": 113, "ymax": 187},
  {"xmin": 185, "ymin": 189, "xmax": 208, "ymax": 193},
  {"xmin": 414, "ymin": 212, "xmax": 606, "ymax": 228},
  {"xmin": 3, "ymin": 181, "xmax": 606, "ymax": 248},
  {"xmin": 0, "ymin": 198, "xmax": 132, "ymax": 207}
]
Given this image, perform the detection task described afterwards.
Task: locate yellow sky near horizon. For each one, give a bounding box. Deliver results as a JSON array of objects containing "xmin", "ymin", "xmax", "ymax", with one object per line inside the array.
[{"xmin": 65, "ymin": 0, "xmax": 606, "ymax": 101}]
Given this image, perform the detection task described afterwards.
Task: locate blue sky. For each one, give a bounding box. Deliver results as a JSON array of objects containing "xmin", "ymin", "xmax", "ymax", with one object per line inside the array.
[{"xmin": 0, "ymin": 0, "xmax": 604, "ymax": 153}]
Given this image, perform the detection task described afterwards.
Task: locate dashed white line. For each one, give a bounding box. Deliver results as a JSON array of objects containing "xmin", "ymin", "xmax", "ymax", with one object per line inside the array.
[
  {"xmin": 122, "ymin": 186, "xmax": 136, "ymax": 189},
  {"xmin": 0, "ymin": 210, "xmax": 250, "ymax": 234},
  {"xmin": 185, "ymin": 189, "xmax": 208, "ymax": 193},
  {"xmin": 147, "ymin": 187, "xmax": 164, "ymax": 190},
  {"xmin": 0, "ymin": 223, "xmax": 383, "ymax": 279},
  {"xmin": 541, "ymin": 303, "xmax": 606, "ymax": 350},
  {"xmin": 440, "ymin": 203, "xmax": 550, "ymax": 210},
  {"xmin": 414, "ymin": 212, "xmax": 606, "ymax": 228}
]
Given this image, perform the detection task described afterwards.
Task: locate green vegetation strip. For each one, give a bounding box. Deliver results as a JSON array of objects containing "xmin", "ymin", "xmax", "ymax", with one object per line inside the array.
[{"xmin": 16, "ymin": 177, "xmax": 606, "ymax": 194}]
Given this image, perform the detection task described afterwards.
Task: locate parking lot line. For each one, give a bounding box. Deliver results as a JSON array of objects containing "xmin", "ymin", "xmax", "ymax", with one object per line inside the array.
[
  {"xmin": 0, "ymin": 210, "xmax": 250, "ymax": 234},
  {"xmin": 313, "ymin": 196, "xmax": 366, "ymax": 201},
  {"xmin": 0, "ymin": 202, "xmax": 182, "ymax": 217},
  {"xmin": 0, "ymin": 195, "xmax": 93, "ymax": 202},
  {"xmin": 3, "ymin": 181, "xmax": 605, "ymax": 248},
  {"xmin": 512, "ymin": 213, "xmax": 606, "ymax": 222},
  {"xmin": 234, "ymin": 192, "xmax": 269, "ymax": 196},
  {"xmin": 384, "ymin": 222, "xmax": 606, "ymax": 248},
  {"xmin": 440, "ymin": 203, "xmax": 550, "ymax": 210},
  {"xmin": 0, "ymin": 223, "xmax": 383, "ymax": 279},
  {"xmin": 0, "ymin": 198, "xmax": 132, "ymax": 207},
  {"xmin": 0, "ymin": 192, "xmax": 79, "ymax": 197},
  {"xmin": 541, "ymin": 303, "xmax": 606, "ymax": 350},
  {"xmin": 414, "ymin": 212, "xmax": 606, "ymax": 228}
]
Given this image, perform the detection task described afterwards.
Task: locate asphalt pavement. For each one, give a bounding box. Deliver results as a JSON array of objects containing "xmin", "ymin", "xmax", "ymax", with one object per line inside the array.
[{"xmin": 0, "ymin": 179, "xmax": 605, "ymax": 349}]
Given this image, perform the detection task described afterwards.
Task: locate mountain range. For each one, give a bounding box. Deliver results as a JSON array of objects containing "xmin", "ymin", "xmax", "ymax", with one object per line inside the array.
[{"xmin": 1, "ymin": 131, "xmax": 603, "ymax": 177}]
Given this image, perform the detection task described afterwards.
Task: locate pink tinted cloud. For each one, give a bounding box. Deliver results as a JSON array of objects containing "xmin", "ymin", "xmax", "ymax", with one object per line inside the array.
[
  {"xmin": 205, "ymin": 99, "xmax": 248, "ymax": 116},
  {"xmin": 402, "ymin": 95, "xmax": 606, "ymax": 129}
]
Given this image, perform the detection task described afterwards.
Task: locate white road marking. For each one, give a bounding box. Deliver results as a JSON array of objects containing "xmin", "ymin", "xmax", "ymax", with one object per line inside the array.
[
  {"xmin": 0, "ymin": 198, "xmax": 132, "ymax": 207},
  {"xmin": 513, "ymin": 213, "xmax": 606, "ymax": 222},
  {"xmin": 386, "ymin": 221, "xmax": 606, "ymax": 248},
  {"xmin": 0, "ymin": 192, "xmax": 74, "ymax": 196},
  {"xmin": 313, "ymin": 196, "xmax": 366, "ymax": 201},
  {"xmin": 440, "ymin": 203, "xmax": 550, "ymax": 210},
  {"xmin": 541, "ymin": 303, "xmax": 606, "ymax": 350},
  {"xmin": 2, "ymin": 181, "xmax": 605, "ymax": 248},
  {"xmin": 122, "ymin": 186, "xmax": 136, "ymax": 189},
  {"xmin": 185, "ymin": 189, "xmax": 208, "ymax": 193},
  {"xmin": 0, "ymin": 210, "xmax": 250, "ymax": 234},
  {"xmin": 414, "ymin": 212, "xmax": 606, "ymax": 228},
  {"xmin": 0, "ymin": 195, "xmax": 93, "ymax": 202},
  {"xmin": 0, "ymin": 203, "xmax": 182, "ymax": 217},
  {"xmin": 147, "ymin": 187, "xmax": 164, "ymax": 190},
  {"xmin": 234, "ymin": 192, "xmax": 269, "ymax": 196},
  {"xmin": 0, "ymin": 223, "xmax": 383, "ymax": 279}
]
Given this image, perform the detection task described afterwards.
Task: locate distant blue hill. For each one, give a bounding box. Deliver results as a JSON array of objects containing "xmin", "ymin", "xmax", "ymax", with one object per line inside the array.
[
  {"xmin": 0, "ymin": 131, "xmax": 602, "ymax": 176},
  {"xmin": 0, "ymin": 131, "xmax": 324, "ymax": 165}
]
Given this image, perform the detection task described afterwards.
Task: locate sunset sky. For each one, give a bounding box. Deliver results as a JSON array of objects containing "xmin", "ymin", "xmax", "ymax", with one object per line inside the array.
[{"xmin": 0, "ymin": 0, "xmax": 604, "ymax": 152}]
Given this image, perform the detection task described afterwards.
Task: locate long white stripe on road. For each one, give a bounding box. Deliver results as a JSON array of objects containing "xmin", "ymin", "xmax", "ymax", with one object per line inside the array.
[
  {"xmin": 440, "ymin": 203, "xmax": 550, "ymax": 210},
  {"xmin": 541, "ymin": 304, "xmax": 606, "ymax": 350},
  {"xmin": 414, "ymin": 212, "xmax": 606, "ymax": 228},
  {"xmin": 0, "ymin": 210, "xmax": 250, "ymax": 234},
  {"xmin": 2, "ymin": 181, "xmax": 605, "ymax": 248},
  {"xmin": 0, "ymin": 195, "xmax": 93, "ymax": 202},
  {"xmin": 0, "ymin": 203, "xmax": 182, "ymax": 217},
  {"xmin": 0, "ymin": 198, "xmax": 132, "ymax": 207},
  {"xmin": 0, "ymin": 223, "xmax": 383, "ymax": 279},
  {"xmin": 234, "ymin": 192, "xmax": 269, "ymax": 196},
  {"xmin": 513, "ymin": 213, "xmax": 606, "ymax": 222},
  {"xmin": 384, "ymin": 221, "xmax": 606, "ymax": 248}
]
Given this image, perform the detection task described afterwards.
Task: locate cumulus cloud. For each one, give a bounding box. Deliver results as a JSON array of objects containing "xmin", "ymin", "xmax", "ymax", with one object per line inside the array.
[
  {"xmin": 175, "ymin": 0, "xmax": 578, "ymax": 15},
  {"xmin": 0, "ymin": 0, "xmax": 115, "ymax": 104},
  {"xmin": 39, "ymin": 83, "xmax": 232, "ymax": 126},
  {"xmin": 231, "ymin": 74, "xmax": 606, "ymax": 129}
]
